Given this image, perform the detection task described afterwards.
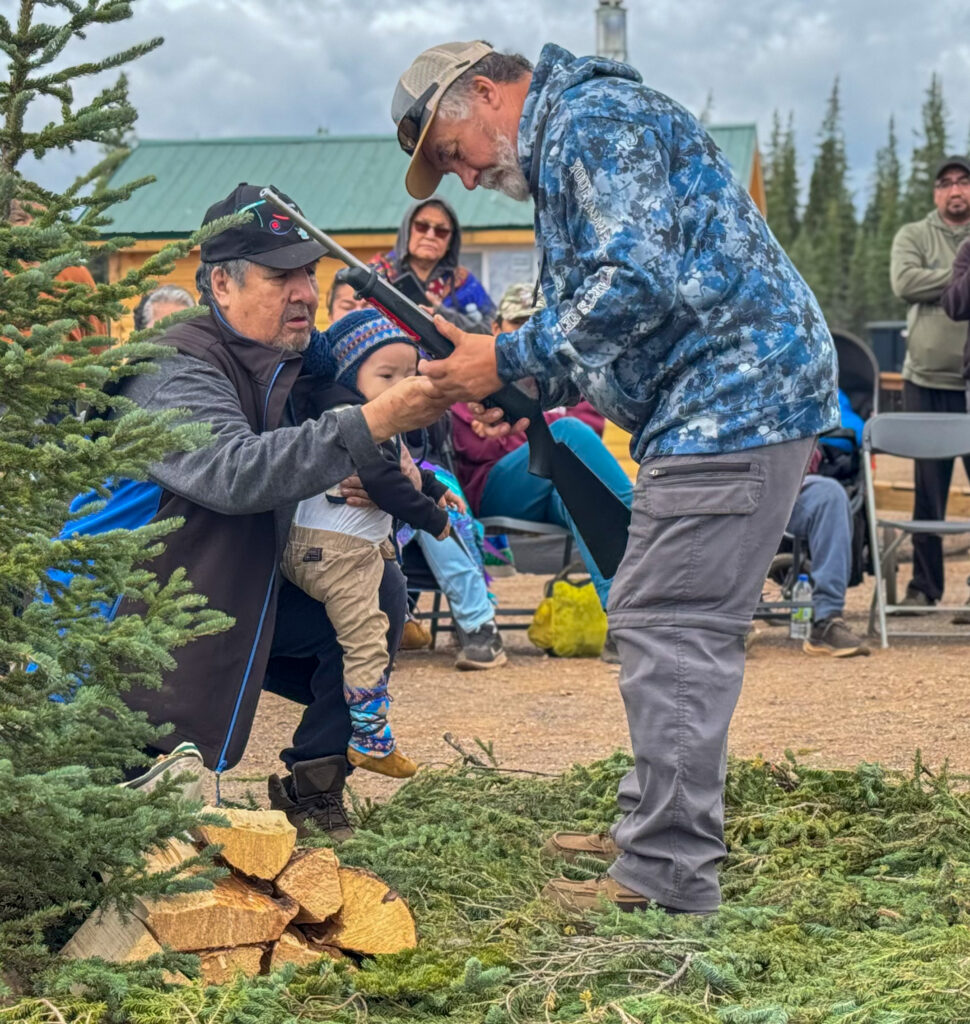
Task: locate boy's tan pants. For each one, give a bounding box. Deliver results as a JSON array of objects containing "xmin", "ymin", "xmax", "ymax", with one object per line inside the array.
[{"xmin": 281, "ymin": 526, "xmax": 390, "ymax": 695}]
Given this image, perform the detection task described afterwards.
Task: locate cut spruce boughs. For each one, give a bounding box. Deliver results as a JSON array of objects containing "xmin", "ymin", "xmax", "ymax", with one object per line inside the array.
[{"xmin": 34, "ymin": 753, "xmax": 970, "ymax": 1022}]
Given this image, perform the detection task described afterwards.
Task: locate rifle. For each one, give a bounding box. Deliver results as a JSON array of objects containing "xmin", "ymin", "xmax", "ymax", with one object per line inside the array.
[{"xmin": 259, "ymin": 187, "xmax": 631, "ymax": 579}]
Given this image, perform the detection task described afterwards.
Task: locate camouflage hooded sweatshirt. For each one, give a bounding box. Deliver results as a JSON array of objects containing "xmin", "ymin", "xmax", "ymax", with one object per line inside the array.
[{"xmin": 494, "ymin": 44, "xmax": 839, "ymax": 461}]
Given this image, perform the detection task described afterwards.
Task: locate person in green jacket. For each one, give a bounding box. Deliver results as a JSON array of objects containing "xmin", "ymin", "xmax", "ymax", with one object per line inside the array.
[{"xmin": 890, "ymin": 155, "xmax": 970, "ymax": 615}]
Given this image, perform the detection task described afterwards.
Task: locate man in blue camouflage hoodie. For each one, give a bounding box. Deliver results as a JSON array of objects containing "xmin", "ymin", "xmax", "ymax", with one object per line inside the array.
[{"xmin": 392, "ymin": 41, "xmax": 839, "ymax": 914}]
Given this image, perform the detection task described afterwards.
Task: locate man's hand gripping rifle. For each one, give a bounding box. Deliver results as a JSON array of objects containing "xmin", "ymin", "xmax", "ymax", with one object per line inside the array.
[{"xmin": 259, "ymin": 187, "xmax": 630, "ymax": 578}]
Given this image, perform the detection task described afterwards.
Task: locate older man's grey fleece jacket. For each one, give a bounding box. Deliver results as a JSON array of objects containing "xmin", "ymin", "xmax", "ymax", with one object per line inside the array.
[{"xmin": 81, "ymin": 310, "xmax": 387, "ymax": 771}]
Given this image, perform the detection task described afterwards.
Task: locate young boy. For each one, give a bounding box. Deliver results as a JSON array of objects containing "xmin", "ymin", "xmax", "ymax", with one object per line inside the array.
[{"xmin": 283, "ymin": 309, "xmax": 461, "ymax": 778}]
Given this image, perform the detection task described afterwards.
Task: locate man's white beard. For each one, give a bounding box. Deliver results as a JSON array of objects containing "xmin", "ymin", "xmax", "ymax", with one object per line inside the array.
[{"xmin": 480, "ymin": 128, "xmax": 531, "ymax": 202}]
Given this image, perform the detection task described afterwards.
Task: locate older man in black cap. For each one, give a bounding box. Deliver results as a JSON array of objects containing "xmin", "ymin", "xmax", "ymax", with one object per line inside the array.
[{"xmin": 88, "ymin": 183, "xmax": 450, "ymax": 835}]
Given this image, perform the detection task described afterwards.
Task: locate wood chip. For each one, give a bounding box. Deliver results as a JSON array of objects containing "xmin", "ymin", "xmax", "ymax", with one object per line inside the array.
[
  {"xmin": 275, "ymin": 848, "xmax": 342, "ymax": 924},
  {"xmin": 197, "ymin": 945, "xmax": 265, "ymax": 985},
  {"xmin": 194, "ymin": 808, "xmax": 297, "ymax": 879}
]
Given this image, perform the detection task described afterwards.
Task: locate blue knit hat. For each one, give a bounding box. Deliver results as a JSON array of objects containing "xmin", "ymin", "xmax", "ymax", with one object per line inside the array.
[{"xmin": 329, "ymin": 308, "xmax": 416, "ymax": 389}]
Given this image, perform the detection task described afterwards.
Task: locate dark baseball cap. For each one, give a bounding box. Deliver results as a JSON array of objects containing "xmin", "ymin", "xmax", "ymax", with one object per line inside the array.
[
  {"xmin": 934, "ymin": 155, "xmax": 970, "ymax": 181},
  {"xmin": 199, "ymin": 183, "xmax": 326, "ymax": 268}
]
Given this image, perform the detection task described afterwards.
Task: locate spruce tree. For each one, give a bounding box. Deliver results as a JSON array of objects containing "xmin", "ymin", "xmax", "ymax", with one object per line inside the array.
[
  {"xmin": 901, "ymin": 73, "xmax": 949, "ymax": 225},
  {"xmin": 848, "ymin": 118, "xmax": 905, "ymax": 332},
  {"xmin": 764, "ymin": 110, "xmax": 800, "ymax": 252},
  {"xmin": 790, "ymin": 79, "xmax": 857, "ymax": 328},
  {"xmin": 0, "ymin": 0, "xmax": 230, "ymax": 985}
]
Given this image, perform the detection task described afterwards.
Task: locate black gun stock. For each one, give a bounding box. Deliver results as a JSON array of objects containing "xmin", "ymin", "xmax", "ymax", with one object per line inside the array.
[{"xmin": 258, "ymin": 188, "xmax": 631, "ymax": 578}]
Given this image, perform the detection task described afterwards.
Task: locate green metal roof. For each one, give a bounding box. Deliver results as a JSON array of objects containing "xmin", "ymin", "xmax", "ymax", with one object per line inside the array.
[
  {"xmin": 102, "ymin": 127, "xmax": 758, "ymax": 238},
  {"xmin": 708, "ymin": 124, "xmax": 758, "ymax": 191}
]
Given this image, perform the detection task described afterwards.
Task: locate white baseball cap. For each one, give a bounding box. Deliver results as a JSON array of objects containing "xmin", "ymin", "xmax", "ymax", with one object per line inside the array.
[{"xmin": 391, "ymin": 40, "xmax": 494, "ymax": 199}]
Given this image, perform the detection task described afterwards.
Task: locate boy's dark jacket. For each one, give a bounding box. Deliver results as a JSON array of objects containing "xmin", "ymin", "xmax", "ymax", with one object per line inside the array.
[{"xmin": 304, "ymin": 379, "xmax": 448, "ymax": 534}]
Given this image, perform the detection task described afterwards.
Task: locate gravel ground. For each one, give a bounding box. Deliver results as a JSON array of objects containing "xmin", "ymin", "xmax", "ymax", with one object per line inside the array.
[{"xmin": 212, "ymin": 553, "xmax": 970, "ymax": 809}]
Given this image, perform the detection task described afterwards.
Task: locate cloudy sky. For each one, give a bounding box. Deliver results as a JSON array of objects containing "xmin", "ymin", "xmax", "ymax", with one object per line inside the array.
[{"xmin": 21, "ymin": 0, "xmax": 970, "ymax": 207}]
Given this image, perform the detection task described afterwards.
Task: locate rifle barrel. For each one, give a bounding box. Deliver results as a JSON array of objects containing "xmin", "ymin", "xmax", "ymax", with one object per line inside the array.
[{"xmin": 259, "ymin": 187, "xmax": 369, "ymax": 273}]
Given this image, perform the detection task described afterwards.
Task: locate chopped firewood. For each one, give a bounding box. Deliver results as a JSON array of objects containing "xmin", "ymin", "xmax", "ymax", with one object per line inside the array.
[
  {"xmin": 315, "ymin": 866, "xmax": 416, "ymax": 955},
  {"xmin": 274, "ymin": 848, "xmax": 342, "ymax": 924},
  {"xmin": 194, "ymin": 808, "xmax": 296, "ymax": 879},
  {"xmin": 197, "ymin": 945, "xmax": 264, "ymax": 985},
  {"xmin": 61, "ymin": 906, "xmax": 189, "ymax": 984},
  {"xmin": 143, "ymin": 837, "xmax": 201, "ymax": 876},
  {"xmin": 63, "ymin": 905, "xmax": 164, "ymax": 962},
  {"xmin": 268, "ymin": 926, "xmax": 346, "ymax": 971},
  {"xmin": 302, "ymin": 925, "xmax": 353, "ymax": 964},
  {"xmin": 134, "ymin": 874, "xmax": 298, "ymax": 951}
]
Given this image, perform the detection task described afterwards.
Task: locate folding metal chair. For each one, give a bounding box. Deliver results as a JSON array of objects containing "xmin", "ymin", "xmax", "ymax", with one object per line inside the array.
[
  {"xmin": 477, "ymin": 516, "xmax": 574, "ymax": 574},
  {"xmin": 863, "ymin": 412, "xmax": 970, "ymax": 647},
  {"xmin": 400, "ymin": 537, "xmax": 550, "ymax": 650}
]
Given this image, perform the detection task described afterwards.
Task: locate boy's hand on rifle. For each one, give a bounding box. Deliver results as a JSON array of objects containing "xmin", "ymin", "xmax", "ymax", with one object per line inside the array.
[{"xmin": 418, "ymin": 315, "xmax": 503, "ymax": 400}]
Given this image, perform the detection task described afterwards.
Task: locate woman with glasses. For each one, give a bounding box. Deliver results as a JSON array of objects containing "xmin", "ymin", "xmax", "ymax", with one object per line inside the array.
[{"xmin": 369, "ymin": 196, "xmax": 495, "ymax": 330}]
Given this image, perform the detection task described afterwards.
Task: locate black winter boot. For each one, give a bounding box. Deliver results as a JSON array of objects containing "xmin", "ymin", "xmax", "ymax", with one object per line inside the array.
[{"xmin": 267, "ymin": 755, "xmax": 354, "ymax": 841}]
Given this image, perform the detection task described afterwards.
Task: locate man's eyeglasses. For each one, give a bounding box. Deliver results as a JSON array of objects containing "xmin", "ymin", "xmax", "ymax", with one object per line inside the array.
[
  {"xmin": 412, "ymin": 219, "xmax": 452, "ymax": 239},
  {"xmin": 934, "ymin": 176, "xmax": 970, "ymax": 191}
]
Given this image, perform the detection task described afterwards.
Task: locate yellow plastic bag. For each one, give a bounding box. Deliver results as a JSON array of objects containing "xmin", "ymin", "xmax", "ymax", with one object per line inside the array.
[{"xmin": 528, "ymin": 569, "xmax": 608, "ymax": 657}]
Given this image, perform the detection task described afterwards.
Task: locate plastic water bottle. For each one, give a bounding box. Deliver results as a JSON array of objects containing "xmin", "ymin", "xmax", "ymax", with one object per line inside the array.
[{"xmin": 789, "ymin": 574, "xmax": 813, "ymax": 641}]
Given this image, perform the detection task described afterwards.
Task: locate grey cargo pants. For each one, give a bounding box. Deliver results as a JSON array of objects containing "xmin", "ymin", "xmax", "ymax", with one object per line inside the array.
[{"xmin": 606, "ymin": 437, "xmax": 815, "ymax": 912}]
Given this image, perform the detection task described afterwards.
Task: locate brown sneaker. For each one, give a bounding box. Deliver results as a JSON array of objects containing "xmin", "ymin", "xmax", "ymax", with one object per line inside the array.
[
  {"xmin": 541, "ymin": 875, "xmax": 651, "ymax": 913},
  {"xmin": 803, "ymin": 617, "xmax": 870, "ymax": 657},
  {"xmin": 347, "ymin": 746, "xmax": 418, "ymax": 778},
  {"xmin": 539, "ymin": 831, "xmax": 620, "ymax": 864}
]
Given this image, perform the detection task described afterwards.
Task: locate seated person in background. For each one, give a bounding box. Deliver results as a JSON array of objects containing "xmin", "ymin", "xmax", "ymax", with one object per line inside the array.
[
  {"xmin": 785, "ymin": 447, "xmax": 869, "ymax": 658},
  {"xmin": 326, "ymin": 267, "xmax": 369, "ymax": 323},
  {"xmin": 9, "ymin": 197, "xmax": 106, "ymax": 342},
  {"xmin": 369, "ymin": 196, "xmax": 495, "ymax": 329},
  {"xmin": 490, "ymin": 284, "xmax": 606, "ymax": 432},
  {"xmin": 286, "ymin": 309, "xmax": 462, "ymax": 778},
  {"xmin": 451, "ymin": 283, "xmax": 634, "ymax": 638},
  {"xmin": 133, "ymin": 284, "xmax": 195, "ymax": 331},
  {"xmin": 323, "ymin": 277, "xmax": 508, "ymax": 670},
  {"xmin": 403, "ymin": 411, "xmax": 508, "ymax": 669}
]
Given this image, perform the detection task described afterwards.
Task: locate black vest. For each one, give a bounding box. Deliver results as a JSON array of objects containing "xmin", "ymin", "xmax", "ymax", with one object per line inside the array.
[{"xmin": 122, "ymin": 313, "xmax": 305, "ymax": 771}]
